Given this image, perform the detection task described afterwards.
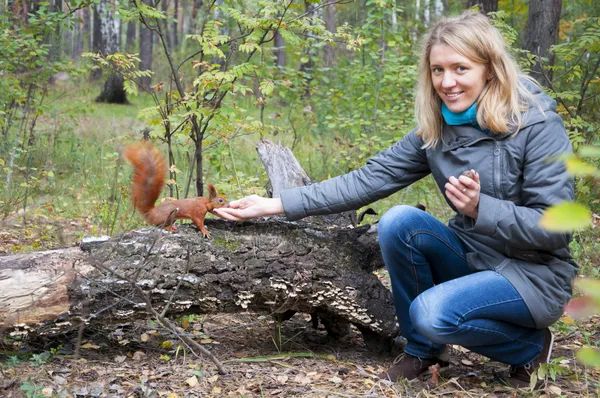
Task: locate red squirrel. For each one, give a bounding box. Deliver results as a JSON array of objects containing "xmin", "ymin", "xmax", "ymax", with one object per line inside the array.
[{"xmin": 123, "ymin": 141, "xmax": 229, "ymax": 237}]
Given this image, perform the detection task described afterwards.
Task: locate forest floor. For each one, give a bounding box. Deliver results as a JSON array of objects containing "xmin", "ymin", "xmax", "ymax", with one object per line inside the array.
[{"xmin": 1, "ymin": 218, "xmax": 599, "ymax": 398}]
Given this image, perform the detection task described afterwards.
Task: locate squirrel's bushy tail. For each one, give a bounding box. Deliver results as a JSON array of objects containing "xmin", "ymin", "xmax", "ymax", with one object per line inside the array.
[{"xmin": 123, "ymin": 141, "xmax": 167, "ymax": 216}]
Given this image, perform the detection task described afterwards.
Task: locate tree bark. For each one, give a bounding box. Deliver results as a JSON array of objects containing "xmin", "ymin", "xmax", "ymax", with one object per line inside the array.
[
  {"xmin": 323, "ymin": 2, "xmax": 336, "ymax": 67},
  {"xmin": 96, "ymin": 73, "xmax": 128, "ymax": 103},
  {"xmin": 139, "ymin": 0, "xmax": 154, "ymax": 90},
  {"xmin": 0, "ymin": 221, "xmax": 397, "ymax": 353},
  {"xmin": 467, "ymin": 0, "xmax": 498, "ymax": 14},
  {"xmin": 273, "ymin": 30, "xmax": 286, "ymax": 69},
  {"xmin": 125, "ymin": 19, "xmax": 137, "ymax": 53},
  {"xmin": 95, "ymin": 0, "xmax": 128, "ymax": 103},
  {"xmin": 524, "ymin": 0, "xmax": 562, "ymax": 85}
]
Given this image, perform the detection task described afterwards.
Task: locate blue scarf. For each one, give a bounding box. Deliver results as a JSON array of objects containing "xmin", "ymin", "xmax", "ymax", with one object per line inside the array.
[{"xmin": 441, "ymin": 102, "xmax": 479, "ymax": 127}]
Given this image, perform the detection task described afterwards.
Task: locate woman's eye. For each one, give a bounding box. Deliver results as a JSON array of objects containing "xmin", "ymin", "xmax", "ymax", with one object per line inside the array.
[
  {"xmin": 432, "ymin": 67, "xmax": 443, "ymax": 74},
  {"xmin": 457, "ymin": 66, "xmax": 467, "ymax": 73}
]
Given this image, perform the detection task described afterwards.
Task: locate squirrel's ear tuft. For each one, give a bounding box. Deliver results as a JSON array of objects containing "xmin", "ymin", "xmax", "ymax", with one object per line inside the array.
[{"xmin": 208, "ymin": 184, "xmax": 217, "ymax": 199}]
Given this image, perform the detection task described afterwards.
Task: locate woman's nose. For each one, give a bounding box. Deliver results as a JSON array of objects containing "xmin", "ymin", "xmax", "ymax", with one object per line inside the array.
[{"xmin": 441, "ymin": 73, "xmax": 456, "ymax": 88}]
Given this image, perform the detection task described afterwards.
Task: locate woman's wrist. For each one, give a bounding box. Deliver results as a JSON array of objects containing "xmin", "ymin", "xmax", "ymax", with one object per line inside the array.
[{"xmin": 268, "ymin": 198, "xmax": 284, "ymax": 216}]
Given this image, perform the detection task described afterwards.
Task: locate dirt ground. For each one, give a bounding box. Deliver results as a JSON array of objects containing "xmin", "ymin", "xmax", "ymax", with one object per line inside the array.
[
  {"xmin": 1, "ymin": 310, "xmax": 599, "ymax": 398},
  {"xmin": 1, "ymin": 217, "xmax": 599, "ymax": 397}
]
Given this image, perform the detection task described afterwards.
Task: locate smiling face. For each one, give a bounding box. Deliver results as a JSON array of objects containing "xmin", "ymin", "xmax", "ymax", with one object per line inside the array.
[{"xmin": 429, "ymin": 43, "xmax": 488, "ymax": 113}]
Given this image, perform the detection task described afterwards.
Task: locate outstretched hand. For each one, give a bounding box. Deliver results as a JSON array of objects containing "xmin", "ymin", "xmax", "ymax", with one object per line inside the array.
[
  {"xmin": 444, "ymin": 169, "xmax": 481, "ymax": 219},
  {"xmin": 212, "ymin": 195, "xmax": 284, "ymax": 221}
]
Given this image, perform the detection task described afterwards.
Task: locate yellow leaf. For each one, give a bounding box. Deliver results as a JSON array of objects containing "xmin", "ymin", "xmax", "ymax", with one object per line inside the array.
[
  {"xmin": 80, "ymin": 343, "xmax": 100, "ymax": 349},
  {"xmin": 161, "ymin": 340, "xmax": 173, "ymax": 349},
  {"xmin": 561, "ymin": 315, "xmax": 575, "ymax": 325},
  {"xmin": 212, "ymin": 387, "xmax": 222, "ymax": 394},
  {"xmin": 200, "ymin": 338, "xmax": 213, "ymax": 344},
  {"xmin": 140, "ymin": 333, "xmax": 149, "ymax": 342},
  {"xmin": 185, "ymin": 375, "xmax": 198, "ymax": 387},
  {"xmin": 539, "ymin": 202, "xmax": 591, "ymax": 232}
]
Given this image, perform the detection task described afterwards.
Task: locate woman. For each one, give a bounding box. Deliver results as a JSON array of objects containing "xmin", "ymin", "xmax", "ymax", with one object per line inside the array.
[{"xmin": 214, "ymin": 11, "xmax": 577, "ymax": 387}]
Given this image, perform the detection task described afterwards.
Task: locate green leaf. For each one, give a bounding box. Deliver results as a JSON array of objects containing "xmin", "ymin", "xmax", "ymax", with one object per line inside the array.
[
  {"xmin": 579, "ymin": 145, "xmax": 600, "ymax": 158},
  {"xmin": 539, "ymin": 202, "xmax": 591, "ymax": 232},
  {"xmin": 575, "ymin": 279, "xmax": 600, "ymax": 303},
  {"xmin": 577, "ymin": 347, "xmax": 600, "ymax": 368},
  {"xmin": 565, "ymin": 157, "xmax": 600, "ymax": 177}
]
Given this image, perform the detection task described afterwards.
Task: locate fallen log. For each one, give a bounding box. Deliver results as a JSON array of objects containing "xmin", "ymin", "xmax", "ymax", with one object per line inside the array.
[{"xmin": 0, "ymin": 218, "xmax": 398, "ymax": 353}]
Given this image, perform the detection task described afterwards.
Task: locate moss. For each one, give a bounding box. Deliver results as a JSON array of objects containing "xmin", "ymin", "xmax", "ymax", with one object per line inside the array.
[{"xmin": 212, "ymin": 236, "xmax": 241, "ymax": 252}]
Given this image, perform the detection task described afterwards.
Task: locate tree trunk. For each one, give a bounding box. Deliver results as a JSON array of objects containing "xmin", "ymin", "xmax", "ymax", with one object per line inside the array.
[
  {"xmin": 139, "ymin": 0, "xmax": 154, "ymax": 90},
  {"xmin": 126, "ymin": 19, "xmax": 137, "ymax": 53},
  {"xmin": 96, "ymin": 73, "xmax": 128, "ymax": 103},
  {"xmin": 273, "ymin": 30, "xmax": 286, "ymax": 69},
  {"xmin": 467, "ymin": 0, "xmax": 498, "ymax": 14},
  {"xmin": 323, "ymin": 2, "xmax": 336, "ymax": 67},
  {"xmin": 95, "ymin": 0, "xmax": 127, "ymax": 103},
  {"xmin": 83, "ymin": 6, "xmax": 92, "ymax": 53},
  {"xmin": 524, "ymin": 0, "xmax": 562, "ymax": 85},
  {"xmin": 91, "ymin": 4, "xmax": 103, "ymax": 80},
  {"xmin": 73, "ymin": 9, "xmax": 84, "ymax": 57},
  {"xmin": 0, "ymin": 222, "xmax": 397, "ymax": 353},
  {"xmin": 47, "ymin": 0, "xmax": 62, "ymax": 63},
  {"xmin": 171, "ymin": 0, "xmax": 179, "ymax": 49},
  {"xmin": 299, "ymin": 0, "xmax": 319, "ymax": 98}
]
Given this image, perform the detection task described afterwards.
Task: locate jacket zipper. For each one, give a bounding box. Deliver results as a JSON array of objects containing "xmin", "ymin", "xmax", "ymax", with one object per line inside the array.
[{"xmin": 493, "ymin": 141, "xmax": 503, "ymax": 199}]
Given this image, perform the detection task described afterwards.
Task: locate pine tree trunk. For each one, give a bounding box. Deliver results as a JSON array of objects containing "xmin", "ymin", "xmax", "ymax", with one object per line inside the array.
[{"xmin": 524, "ymin": 0, "xmax": 562, "ymax": 85}]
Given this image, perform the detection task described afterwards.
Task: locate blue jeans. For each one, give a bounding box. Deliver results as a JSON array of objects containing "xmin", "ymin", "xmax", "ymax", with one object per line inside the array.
[{"xmin": 378, "ymin": 205, "xmax": 545, "ymax": 367}]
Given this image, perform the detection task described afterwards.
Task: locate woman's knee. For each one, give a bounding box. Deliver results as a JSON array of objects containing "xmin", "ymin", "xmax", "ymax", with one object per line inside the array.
[
  {"xmin": 410, "ymin": 291, "xmax": 458, "ymax": 344},
  {"xmin": 378, "ymin": 205, "xmax": 424, "ymax": 242}
]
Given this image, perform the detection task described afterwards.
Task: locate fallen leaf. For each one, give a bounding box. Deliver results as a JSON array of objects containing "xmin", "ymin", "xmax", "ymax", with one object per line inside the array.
[
  {"xmin": 114, "ymin": 355, "xmax": 127, "ymax": 363},
  {"xmin": 293, "ymin": 374, "xmax": 312, "ymax": 385},
  {"xmin": 185, "ymin": 375, "xmax": 198, "ymax": 387},
  {"xmin": 275, "ymin": 375, "xmax": 288, "ymax": 384},
  {"xmin": 200, "ymin": 338, "xmax": 213, "ymax": 344},
  {"xmin": 328, "ymin": 376, "xmax": 343, "ymax": 384},
  {"xmin": 206, "ymin": 375, "xmax": 219, "ymax": 384},
  {"xmin": 212, "ymin": 386, "xmax": 222, "ymax": 394},
  {"xmin": 140, "ymin": 333, "xmax": 149, "ymax": 342},
  {"xmin": 80, "ymin": 343, "xmax": 99, "ymax": 349},
  {"xmin": 549, "ymin": 385, "xmax": 562, "ymax": 396},
  {"xmin": 461, "ymin": 359, "xmax": 474, "ymax": 366},
  {"xmin": 41, "ymin": 387, "xmax": 54, "ymax": 396},
  {"xmin": 133, "ymin": 351, "xmax": 146, "ymax": 361}
]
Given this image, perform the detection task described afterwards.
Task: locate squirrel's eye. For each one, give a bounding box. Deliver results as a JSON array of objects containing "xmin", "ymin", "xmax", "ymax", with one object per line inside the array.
[{"xmin": 219, "ymin": 199, "xmax": 223, "ymax": 203}]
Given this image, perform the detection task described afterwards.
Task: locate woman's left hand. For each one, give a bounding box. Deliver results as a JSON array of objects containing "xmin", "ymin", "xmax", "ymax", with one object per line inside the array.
[{"xmin": 444, "ymin": 170, "xmax": 481, "ymax": 219}]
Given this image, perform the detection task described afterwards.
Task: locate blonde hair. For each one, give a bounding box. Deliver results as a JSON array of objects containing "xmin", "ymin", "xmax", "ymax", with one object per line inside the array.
[{"xmin": 415, "ymin": 11, "xmax": 538, "ymax": 148}]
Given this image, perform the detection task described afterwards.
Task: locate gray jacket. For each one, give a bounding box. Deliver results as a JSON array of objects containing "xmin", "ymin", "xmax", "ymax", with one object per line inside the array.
[{"xmin": 280, "ymin": 84, "xmax": 577, "ymax": 329}]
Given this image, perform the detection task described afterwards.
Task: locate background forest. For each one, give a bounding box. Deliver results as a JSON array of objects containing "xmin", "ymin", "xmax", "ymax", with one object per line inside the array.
[{"xmin": 1, "ymin": 0, "xmax": 600, "ymax": 397}]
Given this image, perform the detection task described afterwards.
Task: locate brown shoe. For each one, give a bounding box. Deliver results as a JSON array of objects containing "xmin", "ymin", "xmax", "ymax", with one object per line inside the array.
[
  {"xmin": 377, "ymin": 351, "xmax": 450, "ymax": 382},
  {"xmin": 505, "ymin": 328, "xmax": 554, "ymax": 388}
]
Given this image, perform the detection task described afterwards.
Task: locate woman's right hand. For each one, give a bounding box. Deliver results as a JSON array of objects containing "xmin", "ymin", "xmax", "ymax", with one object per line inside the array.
[{"xmin": 212, "ymin": 195, "xmax": 284, "ymax": 221}]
